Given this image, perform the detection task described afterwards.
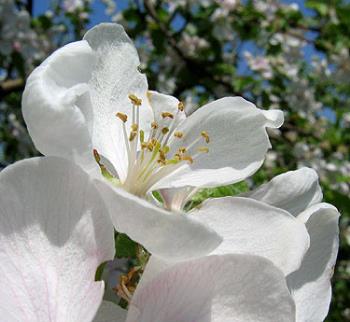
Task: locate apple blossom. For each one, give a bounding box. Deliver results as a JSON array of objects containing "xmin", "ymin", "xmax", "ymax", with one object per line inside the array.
[{"xmin": 22, "ymin": 22, "xmax": 283, "ymax": 261}]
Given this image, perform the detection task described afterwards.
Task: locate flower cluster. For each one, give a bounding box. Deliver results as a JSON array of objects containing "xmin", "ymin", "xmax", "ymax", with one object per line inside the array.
[{"xmin": 0, "ymin": 24, "xmax": 340, "ymax": 322}]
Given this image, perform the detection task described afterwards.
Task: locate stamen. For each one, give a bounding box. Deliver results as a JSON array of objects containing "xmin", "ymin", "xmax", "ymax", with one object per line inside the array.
[
  {"xmin": 131, "ymin": 124, "xmax": 138, "ymax": 131},
  {"xmin": 174, "ymin": 131, "xmax": 184, "ymax": 138},
  {"xmin": 178, "ymin": 147, "xmax": 187, "ymax": 154},
  {"xmin": 161, "ymin": 112, "xmax": 174, "ymax": 119},
  {"xmin": 116, "ymin": 112, "xmax": 128, "ymax": 123},
  {"xmin": 129, "ymin": 131, "xmax": 137, "ymax": 141},
  {"xmin": 151, "ymin": 121, "xmax": 158, "ymax": 129},
  {"xmin": 197, "ymin": 146, "xmax": 209, "ymax": 153},
  {"xmin": 178, "ymin": 101, "xmax": 185, "ymax": 112},
  {"xmin": 161, "ymin": 127, "xmax": 169, "ymax": 135},
  {"xmin": 93, "ymin": 149, "xmax": 101, "ymax": 164},
  {"xmin": 201, "ymin": 131, "xmax": 210, "ymax": 143},
  {"xmin": 93, "ymin": 149, "xmax": 114, "ymax": 179},
  {"xmin": 181, "ymin": 155, "xmax": 194, "ymax": 164},
  {"xmin": 128, "ymin": 94, "xmax": 142, "ymax": 106},
  {"xmin": 140, "ymin": 130, "xmax": 145, "ymax": 143}
]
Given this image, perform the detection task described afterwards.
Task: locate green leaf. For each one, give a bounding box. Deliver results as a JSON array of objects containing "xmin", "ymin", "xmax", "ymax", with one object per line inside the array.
[
  {"xmin": 115, "ymin": 233, "xmax": 138, "ymax": 259},
  {"xmin": 186, "ymin": 181, "xmax": 249, "ymax": 210}
]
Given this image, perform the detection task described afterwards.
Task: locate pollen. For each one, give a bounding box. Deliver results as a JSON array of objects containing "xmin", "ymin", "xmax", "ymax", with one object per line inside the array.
[
  {"xmin": 116, "ymin": 112, "xmax": 128, "ymax": 123},
  {"xmin": 151, "ymin": 121, "xmax": 159, "ymax": 129},
  {"xmin": 174, "ymin": 131, "xmax": 184, "ymax": 138},
  {"xmin": 178, "ymin": 101, "xmax": 185, "ymax": 112},
  {"xmin": 161, "ymin": 112, "xmax": 174, "ymax": 119},
  {"xmin": 182, "ymin": 155, "xmax": 194, "ymax": 164},
  {"xmin": 128, "ymin": 94, "xmax": 142, "ymax": 106},
  {"xmin": 198, "ymin": 146, "xmax": 209, "ymax": 153},
  {"xmin": 162, "ymin": 127, "xmax": 170, "ymax": 135},
  {"xmin": 129, "ymin": 131, "xmax": 137, "ymax": 141},
  {"xmin": 201, "ymin": 131, "xmax": 210, "ymax": 143}
]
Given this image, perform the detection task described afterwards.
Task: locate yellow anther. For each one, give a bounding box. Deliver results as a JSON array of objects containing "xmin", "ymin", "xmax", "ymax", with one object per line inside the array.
[
  {"xmin": 140, "ymin": 130, "xmax": 145, "ymax": 143},
  {"xmin": 182, "ymin": 155, "xmax": 194, "ymax": 164},
  {"xmin": 174, "ymin": 153, "xmax": 181, "ymax": 161},
  {"xmin": 174, "ymin": 131, "xmax": 184, "ymax": 138},
  {"xmin": 162, "ymin": 127, "xmax": 169, "ymax": 135},
  {"xmin": 161, "ymin": 112, "xmax": 174, "ymax": 119},
  {"xmin": 147, "ymin": 142, "xmax": 154, "ymax": 151},
  {"xmin": 129, "ymin": 131, "xmax": 137, "ymax": 141},
  {"xmin": 128, "ymin": 94, "xmax": 142, "ymax": 106},
  {"xmin": 159, "ymin": 150, "xmax": 166, "ymax": 161},
  {"xmin": 116, "ymin": 112, "xmax": 128, "ymax": 123},
  {"xmin": 151, "ymin": 138, "xmax": 158, "ymax": 146},
  {"xmin": 157, "ymin": 159, "xmax": 166, "ymax": 165},
  {"xmin": 131, "ymin": 123, "xmax": 138, "ymax": 131},
  {"xmin": 178, "ymin": 101, "xmax": 185, "ymax": 112},
  {"xmin": 178, "ymin": 147, "xmax": 187, "ymax": 154},
  {"xmin": 151, "ymin": 121, "xmax": 158, "ymax": 129},
  {"xmin": 201, "ymin": 131, "xmax": 210, "ymax": 143},
  {"xmin": 197, "ymin": 146, "xmax": 209, "ymax": 153},
  {"xmin": 141, "ymin": 142, "xmax": 148, "ymax": 149}
]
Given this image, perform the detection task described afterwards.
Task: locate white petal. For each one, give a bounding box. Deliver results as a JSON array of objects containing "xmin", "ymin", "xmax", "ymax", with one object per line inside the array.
[
  {"xmin": 0, "ymin": 157, "xmax": 115, "ymax": 322},
  {"xmin": 287, "ymin": 203, "xmax": 340, "ymax": 322},
  {"xmin": 95, "ymin": 178, "xmax": 222, "ymax": 261},
  {"xmin": 244, "ymin": 167, "xmax": 323, "ymax": 216},
  {"xmin": 127, "ymin": 254, "xmax": 295, "ymax": 322},
  {"xmin": 147, "ymin": 90, "xmax": 186, "ymax": 129},
  {"xmin": 93, "ymin": 301, "xmax": 126, "ymax": 322},
  {"xmin": 155, "ymin": 97, "xmax": 284, "ymax": 189},
  {"xmin": 84, "ymin": 23, "xmax": 153, "ymax": 181},
  {"xmin": 22, "ymin": 40, "xmax": 97, "ymax": 172},
  {"xmin": 191, "ymin": 197, "xmax": 310, "ymax": 275},
  {"xmin": 23, "ymin": 23, "xmax": 153, "ymax": 179}
]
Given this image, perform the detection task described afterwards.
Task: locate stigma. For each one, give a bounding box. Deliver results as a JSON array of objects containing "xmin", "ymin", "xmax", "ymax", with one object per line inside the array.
[{"xmin": 94, "ymin": 94, "xmax": 210, "ymax": 197}]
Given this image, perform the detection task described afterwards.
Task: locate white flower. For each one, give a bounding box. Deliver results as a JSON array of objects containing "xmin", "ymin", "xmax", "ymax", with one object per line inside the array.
[
  {"xmin": 151, "ymin": 168, "xmax": 340, "ymax": 321},
  {"xmin": 22, "ymin": 23, "xmax": 283, "ymax": 261}
]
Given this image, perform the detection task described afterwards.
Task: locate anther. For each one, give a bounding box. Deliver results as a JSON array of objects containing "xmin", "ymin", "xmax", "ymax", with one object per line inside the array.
[
  {"xmin": 197, "ymin": 146, "xmax": 209, "ymax": 153},
  {"xmin": 129, "ymin": 131, "xmax": 137, "ymax": 141},
  {"xmin": 140, "ymin": 130, "xmax": 145, "ymax": 143},
  {"xmin": 151, "ymin": 121, "xmax": 158, "ymax": 129},
  {"xmin": 178, "ymin": 147, "xmax": 187, "ymax": 154},
  {"xmin": 178, "ymin": 101, "xmax": 185, "ymax": 112},
  {"xmin": 201, "ymin": 131, "xmax": 210, "ymax": 143},
  {"xmin": 174, "ymin": 131, "xmax": 184, "ymax": 138},
  {"xmin": 116, "ymin": 112, "xmax": 128, "ymax": 123},
  {"xmin": 128, "ymin": 94, "xmax": 142, "ymax": 106},
  {"xmin": 161, "ymin": 112, "xmax": 174, "ymax": 119},
  {"xmin": 162, "ymin": 127, "xmax": 169, "ymax": 135},
  {"xmin": 131, "ymin": 124, "xmax": 138, "ymax": 131},
  {"xmin": 182, "ymin": 155, "xmax": 194, "ymax": 164}
]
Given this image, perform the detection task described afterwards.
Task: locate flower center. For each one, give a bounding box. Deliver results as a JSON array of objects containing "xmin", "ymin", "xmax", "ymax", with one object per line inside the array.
[{"xmin": 94, "ymin": 94, "xmax": 210, "ymax": 197}]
